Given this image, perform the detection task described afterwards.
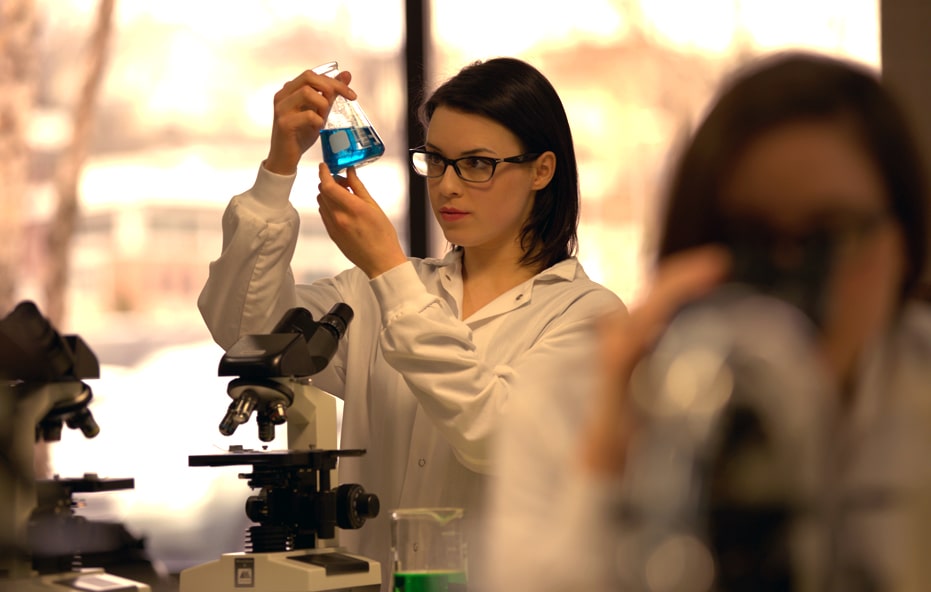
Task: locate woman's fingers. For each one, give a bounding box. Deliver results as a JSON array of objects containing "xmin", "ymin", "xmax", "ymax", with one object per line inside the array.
[
  {"xmin": 318, "ymin": 165, "xmax": 379, "ymax": 209},
  {"xmin": 279, "ymin": 68, "xmax": 356, "ymax": 102},
  {"xmin": 334, "ymin": 70, "xmax": 353, "ymax": 89},
  {"xmin": 266, "ymin": 69, "xmax": 356, "ymax": 175},
  {"xmin": 318, "ymin": 163, "xmax": 349, "ymax": 199},
  {"xmin": 344, "ymin": 167, "xmax": 377, "ymax": 204},
  {"xmin": 632, "ymin": 245, "xmax": 731, "ymax": 351},
  {"xmin": 582, "ymin": 246, "xmax": 731, "ymax": 475},
  {"xmin": 273, "ymin": 68, "xmax": 357, "ymax": 129},
  {"xmin": 315, "ymin": 163, "xmax": 406, "ymax": 278}
]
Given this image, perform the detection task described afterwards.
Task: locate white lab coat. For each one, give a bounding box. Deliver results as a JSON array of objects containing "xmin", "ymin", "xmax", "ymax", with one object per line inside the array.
[
  {"xmin": 487, "ymin": 299, "xmax": 931, "ymax": 592},
  {"xmin": 197, "ymin": 165, "xmax": 624, "ymax": 590}
]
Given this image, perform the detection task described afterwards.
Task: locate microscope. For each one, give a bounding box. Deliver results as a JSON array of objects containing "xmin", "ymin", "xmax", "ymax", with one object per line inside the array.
[
  {"xmin": 613, "ymin": 220, "xmax": 852, "ymax": 592},
  {"xmin": 0, "ymin": 300, "xmax": 150, "ymax": 592},
  {"xmin": 180, "ymin": 305, "xmax": 382, "ymax": 592}
]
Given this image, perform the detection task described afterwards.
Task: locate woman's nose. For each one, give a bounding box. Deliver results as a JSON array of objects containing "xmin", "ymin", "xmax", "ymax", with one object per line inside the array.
[{"xmin": 436, "ymin": 163, "xmax": 464, "ymax": 195}]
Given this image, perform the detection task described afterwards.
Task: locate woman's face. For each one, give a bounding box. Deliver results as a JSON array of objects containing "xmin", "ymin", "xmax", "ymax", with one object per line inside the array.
[
  {"xmin": 720, "ymin": 119, "xmax": 907, "ymax": 384},
  {"xmin": 423, "ymin": 106, "xmax": 546, "ymax": 261}
]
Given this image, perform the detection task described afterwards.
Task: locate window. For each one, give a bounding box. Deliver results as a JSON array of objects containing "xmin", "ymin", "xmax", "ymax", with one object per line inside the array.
[{"xmin": 429, "ymin": 0, "xmax": 879, "ymax": 303}]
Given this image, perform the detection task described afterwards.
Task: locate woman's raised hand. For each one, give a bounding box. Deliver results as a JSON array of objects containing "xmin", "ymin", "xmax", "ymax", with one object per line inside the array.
[
  {"xmin": 264, "ymin": 69, "xmax": 357, "ymax": 175},
  {"xmin": 582, "ymin": 246, "xmax": 731, "ymax": 474}
]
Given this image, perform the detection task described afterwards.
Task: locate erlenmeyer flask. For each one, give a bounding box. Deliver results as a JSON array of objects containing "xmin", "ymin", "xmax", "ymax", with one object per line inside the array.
[{"xmin": 313, "ymin": 61, "xmax": 386, "ymax": 172}]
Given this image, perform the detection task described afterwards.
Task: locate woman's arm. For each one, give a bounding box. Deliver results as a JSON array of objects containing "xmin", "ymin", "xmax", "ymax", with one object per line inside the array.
[
  {"xmin": 197, "ymin": 167, "xmax": 304, "ymax": 350},
  {"xmin": 199, "ymin": 66, "xmax": 359, "ymax": 348},
  {"xmin": 372, "ymin": 260, "xmax": 625, "ymax": 474}
]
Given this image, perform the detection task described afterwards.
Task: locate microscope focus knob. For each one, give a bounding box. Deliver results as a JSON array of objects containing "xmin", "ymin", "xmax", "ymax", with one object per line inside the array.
[{"xmin": 336, "ymin": 483, "xmax": 380, "ymax": 530}]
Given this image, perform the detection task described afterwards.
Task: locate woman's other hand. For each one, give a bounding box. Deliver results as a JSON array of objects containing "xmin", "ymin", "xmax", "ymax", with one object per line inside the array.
[
  {"xmin": 582, "ymin": 246, "xmax": 731, "ymax": 474},
  {"xmin": 317, "ymin": 164, "xmax": 409, "ymax": 278},
  {"xmin": 264, "ymin": 69, "xmax": 357, "ymax": 175}
]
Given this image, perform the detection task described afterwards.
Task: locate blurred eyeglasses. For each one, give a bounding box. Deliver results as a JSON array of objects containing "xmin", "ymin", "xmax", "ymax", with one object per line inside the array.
[
  {"xmin": 409, "ymin": 147, "xmax": 541, "ymax": 183},
  {"xmin": 723, "ymin": 209, "xmax": 892, "ymax": 262}
]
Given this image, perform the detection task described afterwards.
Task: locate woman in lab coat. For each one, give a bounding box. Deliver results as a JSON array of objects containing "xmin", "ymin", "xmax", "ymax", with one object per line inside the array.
[{"xmin": 197, "ymin": 57, "xmax": 623, "ymax": 589}]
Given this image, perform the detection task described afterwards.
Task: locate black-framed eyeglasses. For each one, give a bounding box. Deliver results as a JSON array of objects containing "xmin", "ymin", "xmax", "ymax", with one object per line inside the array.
[{"xmin": 409, "ymin": 147, "xmax": 541, "ymax": 183}]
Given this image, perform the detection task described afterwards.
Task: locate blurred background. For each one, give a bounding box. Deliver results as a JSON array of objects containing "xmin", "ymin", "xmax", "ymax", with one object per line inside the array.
[{"xmin": 0, "ymin": 0, "xmax": 894, "ymax": 583}]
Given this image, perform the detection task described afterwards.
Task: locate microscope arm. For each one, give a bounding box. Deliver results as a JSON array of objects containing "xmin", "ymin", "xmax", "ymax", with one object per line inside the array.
[
  {"xmin": 1, "ymin": 381, "xmax": 92, "ymax": 579},
  {"xmin": 285, "ymin": 379, "xmax": 339, "ymax": 452}
]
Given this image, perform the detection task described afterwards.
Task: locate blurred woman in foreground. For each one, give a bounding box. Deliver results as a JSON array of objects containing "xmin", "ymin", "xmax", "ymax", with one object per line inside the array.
[{"xmin": 488, "ymin": 50, "xmax": 931, "ymax": 591}]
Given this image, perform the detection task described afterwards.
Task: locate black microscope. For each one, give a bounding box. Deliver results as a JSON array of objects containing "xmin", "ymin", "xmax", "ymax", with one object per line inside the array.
[{"xmin": 179, "ymin": 305, "xmax": 381, "ymax": 592}]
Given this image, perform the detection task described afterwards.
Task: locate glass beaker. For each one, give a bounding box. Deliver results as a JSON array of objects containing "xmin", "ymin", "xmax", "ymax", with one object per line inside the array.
[
  {"xmin": 391, "ymin": 507, "xmax": 467, "ymax": 592},
  {"xmin": 313, "ymin": 60, "xmax": 386, "ymax": 172}
]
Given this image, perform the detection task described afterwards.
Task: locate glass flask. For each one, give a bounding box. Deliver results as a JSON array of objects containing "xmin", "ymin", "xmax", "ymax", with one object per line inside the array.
[
  {"xmin": 391, "ymin": 507, "xmax": 467, "ymax": 592},
  {"xmin": 313, "ymin": 60, "xmax": 386, "ymax": 172}
]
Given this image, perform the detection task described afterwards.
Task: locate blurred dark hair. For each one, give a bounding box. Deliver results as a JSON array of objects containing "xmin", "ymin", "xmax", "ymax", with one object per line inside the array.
[
  {"xmin": 420, "ymin": 57, "xmax": 579, "ymax": 271},
  {"xmin": 657, "ymin": 51, "xmax": 928, "ymax": 299}
]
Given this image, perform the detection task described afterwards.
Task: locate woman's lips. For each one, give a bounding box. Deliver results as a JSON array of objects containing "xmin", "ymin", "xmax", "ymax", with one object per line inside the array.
[{"xmin": 440, "ymin": 209, "xmax": 468, "ymax": 222}]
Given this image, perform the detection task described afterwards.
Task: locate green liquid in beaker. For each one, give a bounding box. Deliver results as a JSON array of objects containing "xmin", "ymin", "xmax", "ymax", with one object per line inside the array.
[{"xmin": 393, "ymin": 570, "xmax": 467, "ymax": 592}]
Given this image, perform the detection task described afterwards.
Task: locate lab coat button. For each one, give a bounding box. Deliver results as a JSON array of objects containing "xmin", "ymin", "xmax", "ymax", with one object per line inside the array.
[{"xmin": 418, "ymin": 458, "xmax": 426, "ymax": 467}]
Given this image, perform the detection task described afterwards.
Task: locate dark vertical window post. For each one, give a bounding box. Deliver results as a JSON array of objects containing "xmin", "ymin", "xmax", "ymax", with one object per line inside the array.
[
  {"xmin": 881, "ymin": 0, "xmax": 931, "ymax": 300},
  {"xmin": 405, "ymin": 0, "xmax": 429, "ymax": 257}
]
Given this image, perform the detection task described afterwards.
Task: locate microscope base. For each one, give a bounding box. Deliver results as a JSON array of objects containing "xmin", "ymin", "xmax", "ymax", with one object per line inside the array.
[
  {"xmin": 179, "ymin": 549, "xmax": 381, "ymax": 592},
  {"xmin": 0, "ymin": 567, "xmax": 151, "ymax": 592}
]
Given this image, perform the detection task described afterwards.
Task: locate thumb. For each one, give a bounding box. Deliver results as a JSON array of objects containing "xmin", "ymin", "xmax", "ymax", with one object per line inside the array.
[
  {"xmin": 334, "ymin": 71, "xmax": 357, "ymax": 100},
  {"xmin": 345, "ymin": 167, "xmax": 377, "ymax": 204}
]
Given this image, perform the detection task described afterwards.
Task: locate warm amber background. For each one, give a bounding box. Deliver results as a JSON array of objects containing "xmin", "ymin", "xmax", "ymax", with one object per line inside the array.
[{"xmin": 12, "ymin": 0, "xmax": 880, "ymax": 574}]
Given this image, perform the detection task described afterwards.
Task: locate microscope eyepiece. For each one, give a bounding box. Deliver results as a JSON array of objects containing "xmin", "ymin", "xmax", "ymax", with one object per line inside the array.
[
  {"xmin": 270, "ymin": 304, "xmax": 353, "ymax": 342},
  {"xmin": 271, "ymin": 307, "xmax": 317, "ymax": 338},
  {"xmin": 318, "ymin": 303, "xmax": 354, "ymax": 340}
]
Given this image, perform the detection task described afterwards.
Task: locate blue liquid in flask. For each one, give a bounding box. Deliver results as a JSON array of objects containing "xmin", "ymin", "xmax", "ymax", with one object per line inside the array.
[{"xmin": 321, "ymin": 126, "xmax": 385, "ymax": 172}]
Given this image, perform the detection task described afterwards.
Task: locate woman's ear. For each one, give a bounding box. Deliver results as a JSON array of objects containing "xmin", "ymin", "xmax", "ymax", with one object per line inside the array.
[{"xmin": 531, "ymin": 151, "xmax": 556, "ymax": 190}]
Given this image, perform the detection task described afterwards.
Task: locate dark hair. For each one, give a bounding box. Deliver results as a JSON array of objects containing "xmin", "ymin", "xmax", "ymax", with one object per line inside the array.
[
  {"xmin": 420, "ymin": 57, "xmax": 579, "ymax": 271},
  {"xmin": 657, "ymin": 51, "xmax": 928, "ymax": 299}
]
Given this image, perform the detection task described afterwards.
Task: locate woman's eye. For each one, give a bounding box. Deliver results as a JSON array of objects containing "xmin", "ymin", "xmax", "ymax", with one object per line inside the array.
[
  {"xmin": 461, "ymin": 157, "xmax": 493, "ymax": 171},
  {"xmin": 425, "ymin": 154, "xmax": 445, "ymax": 166}
]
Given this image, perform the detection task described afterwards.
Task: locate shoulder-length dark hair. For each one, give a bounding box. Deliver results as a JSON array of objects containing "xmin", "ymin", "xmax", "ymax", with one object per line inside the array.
[
  {"xmin": 420, "ymin": 57, "xmax": 579, "ymax": 271},
  {"xmin": 657, "ymin": 50, "xmax": 928, "ymax": 299}
]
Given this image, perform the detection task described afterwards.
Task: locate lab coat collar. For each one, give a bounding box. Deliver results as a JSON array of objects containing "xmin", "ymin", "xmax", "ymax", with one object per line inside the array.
[
  {"xmin": 427, "ymin": 250, "xmax": 583, "ymax": 323},
  {"xmin": 426, "ymin": 249, "xmax": 582, "ymax": 281}
]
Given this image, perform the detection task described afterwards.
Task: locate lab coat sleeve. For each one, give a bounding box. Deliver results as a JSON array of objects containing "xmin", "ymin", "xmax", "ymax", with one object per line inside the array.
[
  {"xmin": 369, "ymin": 261, "xmax": 624, "ymax": 474},
  {"xmin": 196, "ymin": 165, "xmax": 355, "ymax": 358},
  {"xmin": 197, "ymin": 165, "xmax": 304, "ymax": 351}
]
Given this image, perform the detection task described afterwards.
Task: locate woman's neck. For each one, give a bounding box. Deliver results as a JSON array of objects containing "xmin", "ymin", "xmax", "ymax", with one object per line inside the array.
[{"xmin": 459, "ymin": 247, "xmax": 540, "ymax": 318}]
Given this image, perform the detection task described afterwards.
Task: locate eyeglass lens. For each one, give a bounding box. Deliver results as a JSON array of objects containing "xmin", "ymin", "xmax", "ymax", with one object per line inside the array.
[{"xmin": 412, "ymin": 152, "xmax": 499, "ymax": 182}]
